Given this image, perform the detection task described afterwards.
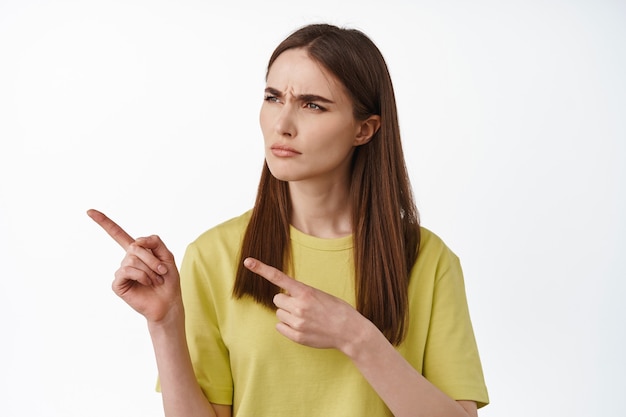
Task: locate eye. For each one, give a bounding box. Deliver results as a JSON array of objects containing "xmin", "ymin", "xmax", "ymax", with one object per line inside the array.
[
  {"xmin": 305, "ymin": 102, "xmax": 325, "ymax": 111},
  {"xmin": 264, "ymin": 95, "xmax": 280, "ymax": 103}
]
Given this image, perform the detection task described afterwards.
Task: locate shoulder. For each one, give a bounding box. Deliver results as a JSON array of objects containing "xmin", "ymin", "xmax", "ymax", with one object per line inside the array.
[
  {"xmin": 411, "ymin": 226, "xmax": 463, "ymax": 285},
  {"xmin": 417, "ymin": 226, "xmax": 459, "ymax": 263},
  {"xmin": 190, "ymin": 210, "xmax": 252, "ymax": 247},
  {"xmin": 183, "ymin": 210, "xmax": 252, "ymax": 262},
  {"xmin": 180, "ymin": 210, "xmax": 253, "ymax": 289}
]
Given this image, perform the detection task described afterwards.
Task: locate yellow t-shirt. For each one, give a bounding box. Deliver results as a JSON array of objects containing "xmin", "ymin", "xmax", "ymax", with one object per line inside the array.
[{"xmin": 178, "ymin": 211, "xmax": 489, "ymax": 416}]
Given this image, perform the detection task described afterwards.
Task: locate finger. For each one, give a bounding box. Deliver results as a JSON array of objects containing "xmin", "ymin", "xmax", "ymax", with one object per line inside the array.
[
  {"xmin": 243, "ymin": 257, "xmax": 304, "ymax": 296},
  {"xmin": 135, "ymin": 235, "xmax": 175, "ymax": 265},
  {"xmin": 275, "ymin": 322, "xmax": 306, "ymax": 345},
  {"xmin": 87, "ymin": 209, "xmax": 134, "ymax": 250},
  {"xmin": 129, "ymin": 238, "xmax": 169, "ymax": 276},
  {"xmin": 114, "ymin": 265, "xmax": 157, "ymax": 289},
  {"xmin": 273, "ymin": 292, "xmax": 296, "ymax": 311},
  {"xmin": 276, "ymin": 307, "xmax": 304, "ymax": 331},
  {"xmin": 123, "ymin": 251, "xmax": 165, "ymax": 285}
]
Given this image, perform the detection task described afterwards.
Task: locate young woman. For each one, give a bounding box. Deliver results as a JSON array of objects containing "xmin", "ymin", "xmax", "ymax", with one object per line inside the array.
[{"xmin": 89, "ymin": 23, "xmax": 489, "ymax": 417}]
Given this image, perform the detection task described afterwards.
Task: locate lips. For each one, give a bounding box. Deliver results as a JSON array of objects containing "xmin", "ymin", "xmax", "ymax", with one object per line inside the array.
[{"xmin": 270, "ymin": 144, "xmax": 301, "ymax": 157}]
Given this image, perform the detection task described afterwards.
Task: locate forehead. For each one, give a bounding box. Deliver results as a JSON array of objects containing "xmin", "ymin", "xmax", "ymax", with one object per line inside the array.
[{"xmin": 266, "ymin": 48, "xmax": 348, "ymax": 102}]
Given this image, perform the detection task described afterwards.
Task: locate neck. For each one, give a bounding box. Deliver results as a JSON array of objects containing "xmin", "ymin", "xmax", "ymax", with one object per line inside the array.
[{"xmin": 288, "ymin": 179, "xmax": 352, "ymax": 239}]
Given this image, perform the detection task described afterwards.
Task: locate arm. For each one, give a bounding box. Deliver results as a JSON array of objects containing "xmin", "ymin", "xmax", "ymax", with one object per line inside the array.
[
  {"xmin": 344, "ymin": 317, "xmax": 477, "ymax": 417},
  {"xmin": 149, "ymin": 307, "xmax": 231, "ymax": 417},
  {"xmin": 243, "ymin": 257, "xmax": 478, "ymax": 417},
  {"xmin": 87, "ymin": 210, "xmax": 231, "ymax": 417}
]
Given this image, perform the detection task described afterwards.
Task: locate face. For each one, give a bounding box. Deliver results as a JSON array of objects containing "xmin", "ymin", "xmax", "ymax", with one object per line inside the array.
[{"xmin": 260, "ymin": 48, "xmax": 370, "ymax": 186}]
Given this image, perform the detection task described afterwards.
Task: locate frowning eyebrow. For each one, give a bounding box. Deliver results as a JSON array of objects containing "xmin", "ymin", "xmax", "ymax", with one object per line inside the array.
[{"xmin": 264, "ymin": 87, "xmax": 335, "ymax": 104}]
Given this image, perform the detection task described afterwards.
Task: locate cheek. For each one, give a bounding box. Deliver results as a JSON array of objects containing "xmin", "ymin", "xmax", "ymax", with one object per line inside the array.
[
  {"xmin": 313, "ymin": 121, "xmax": 357, "ymax": 150},
  {"xmin": 259, "ymin": 106, "xmax": 267, "ymax": 131},
  {"xmin": 259, "ymin": 108, "xmax": 273, "ymax": 140}
]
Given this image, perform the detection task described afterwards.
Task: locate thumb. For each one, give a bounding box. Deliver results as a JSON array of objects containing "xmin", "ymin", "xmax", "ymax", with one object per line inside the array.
[{"xmin": 135, "ymin": 235, "xmax": 175, "ymax": 266}]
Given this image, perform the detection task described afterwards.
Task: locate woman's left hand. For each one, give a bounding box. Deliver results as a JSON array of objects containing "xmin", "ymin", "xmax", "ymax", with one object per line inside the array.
[{"xmin": 243, "ymin": 257, "xmax": 369, "ymax": 352}]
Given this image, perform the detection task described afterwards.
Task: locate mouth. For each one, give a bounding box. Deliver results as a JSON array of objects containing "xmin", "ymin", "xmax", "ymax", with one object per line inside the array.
[{"xmin": 270, "ymin": 144, "xmax": 301, "ymax": 157}]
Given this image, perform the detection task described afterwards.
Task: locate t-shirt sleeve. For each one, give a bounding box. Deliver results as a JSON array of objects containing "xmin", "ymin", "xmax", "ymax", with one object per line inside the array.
[
  {"xmin": 177, "ymin": 241, "xmax": 234, "ymax": 405},
  {"xmin": 422, "ymin": 249, "xmax": 490, "ymax": 408}
]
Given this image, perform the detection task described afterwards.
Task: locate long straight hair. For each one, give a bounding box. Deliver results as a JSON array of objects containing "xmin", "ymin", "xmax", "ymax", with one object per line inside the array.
[{"xmin": 233, "ymin": 24, "xmax": 420, "ymax": 345}]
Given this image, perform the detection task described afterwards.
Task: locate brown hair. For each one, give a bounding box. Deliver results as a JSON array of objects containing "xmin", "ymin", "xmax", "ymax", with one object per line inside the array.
[{"xmin": 233, "ymin": 23, "xmax": 420, "ymax": 345}]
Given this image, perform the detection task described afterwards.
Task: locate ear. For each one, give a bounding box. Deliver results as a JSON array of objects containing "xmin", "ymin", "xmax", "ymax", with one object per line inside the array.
[{"xmin": 354, "ymin": 115, "xmax": 381, "ymax": 146}]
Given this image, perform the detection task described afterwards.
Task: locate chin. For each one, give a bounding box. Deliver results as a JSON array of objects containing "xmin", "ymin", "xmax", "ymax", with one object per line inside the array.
[
  {"xmin": 268, "ymin": 169, "xmax": 300, "ymax": 183},
  {"xmin": 266, "ymin": 160, "xmax": 301, "ymax": 182}
]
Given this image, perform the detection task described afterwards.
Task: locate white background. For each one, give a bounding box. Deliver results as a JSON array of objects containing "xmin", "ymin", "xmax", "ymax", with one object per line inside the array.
[{"xmin": 1, "ymin": 1, "xmax": 624, "ymax": 416}]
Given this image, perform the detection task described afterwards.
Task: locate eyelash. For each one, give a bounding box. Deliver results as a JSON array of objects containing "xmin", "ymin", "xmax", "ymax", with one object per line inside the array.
[
  {"xmin": 263, "ymin": 95, "xmax": 326, "ymax": 112},
  {"xmin": 306, "ymin": 103, "xmax": 325, "ymax": 111}
]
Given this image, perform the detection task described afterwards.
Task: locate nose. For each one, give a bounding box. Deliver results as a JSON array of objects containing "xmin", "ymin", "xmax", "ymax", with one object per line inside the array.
[{"xmin": 274, "ymin": 104, "xmax": 297, "ymax": 138}]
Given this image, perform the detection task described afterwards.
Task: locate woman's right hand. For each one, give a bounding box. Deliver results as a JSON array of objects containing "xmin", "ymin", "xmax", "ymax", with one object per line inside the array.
[{"xmin": 87, "ymin": 209, "xmax": 183, "ymax": 324}]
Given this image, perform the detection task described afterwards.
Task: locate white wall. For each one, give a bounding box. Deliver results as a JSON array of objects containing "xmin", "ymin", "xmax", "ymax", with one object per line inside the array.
[{"xmin": 1, "ymin": 1, "xmax": 624, "ymax": 416}]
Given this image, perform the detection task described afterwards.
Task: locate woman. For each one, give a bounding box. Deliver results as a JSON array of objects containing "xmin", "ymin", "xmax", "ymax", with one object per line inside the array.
[{"xmin": 89, "ymin": 23, "xmax": 489, "ymax": 417}]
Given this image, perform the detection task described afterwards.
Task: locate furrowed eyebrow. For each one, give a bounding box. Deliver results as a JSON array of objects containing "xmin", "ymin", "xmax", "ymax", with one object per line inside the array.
[
  {"xmin": 264, "ymin": 87, "xmax": 335, "ymax": 104},
  {"xmin": 265, "ymin": 87, "xmax": 283, "ymax": 97},
  {"xmin": 298, "ymin": 94, "xmax": 334, "ymax": 104}
]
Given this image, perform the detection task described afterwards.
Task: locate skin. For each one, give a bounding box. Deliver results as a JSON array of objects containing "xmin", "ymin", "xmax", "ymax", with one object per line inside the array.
[
  {"xmin": 87, "ymin": 209, "xmax": 231, "ymax": 417},
  {"xmin": 261, "ymin": 48, "xmax": 364, "ymax": 185},
  {"xmin": 260, "ymin": 48, "xmax": 380, "ymax": 238},
  {"xmin": 87, "ymin": 47, "xmax": 479, "ymax": 417}
]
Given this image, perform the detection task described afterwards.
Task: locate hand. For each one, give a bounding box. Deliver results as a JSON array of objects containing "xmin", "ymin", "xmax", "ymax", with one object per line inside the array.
[
  {"xmin": 243, "ymin": 257, "xmax": 368, "ymax": 352},
  {"xmin": 87, "ymin": 209, "xmax": 182, "ymax": 323}
]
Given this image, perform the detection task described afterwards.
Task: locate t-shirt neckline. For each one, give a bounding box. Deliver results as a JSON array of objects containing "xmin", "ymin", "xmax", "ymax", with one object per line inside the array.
[{"xmin": 289, "ymin": 225, "xmax": 353, "ymax": 251}]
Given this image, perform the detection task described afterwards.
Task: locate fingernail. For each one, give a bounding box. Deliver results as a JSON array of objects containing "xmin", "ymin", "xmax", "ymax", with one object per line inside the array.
[
  {"xmin": 157, "ymin": 264, "xmax": 168, "ymax": 274},
  {"xmin": 244, "ymin": 258, "xmax": 255, "ymax": 268}
]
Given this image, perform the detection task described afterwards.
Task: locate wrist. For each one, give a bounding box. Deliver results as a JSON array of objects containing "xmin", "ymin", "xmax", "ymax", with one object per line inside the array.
[
  {"xmin": 147, "ymin": 301, "xmax": 185, "ymax": 335},
  {"xmin": 340, "ymin": 314, "xmax": 381, "ymax": 361}
]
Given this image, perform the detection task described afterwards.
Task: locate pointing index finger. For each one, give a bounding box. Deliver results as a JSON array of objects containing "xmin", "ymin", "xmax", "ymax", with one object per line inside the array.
[
  {"xmin": 87, "ymin": 209, "xmax": 134, "ymax": 250},
  {"xmin": 243, "ymin": 257, "xmax": 304, "ymax": 295}
]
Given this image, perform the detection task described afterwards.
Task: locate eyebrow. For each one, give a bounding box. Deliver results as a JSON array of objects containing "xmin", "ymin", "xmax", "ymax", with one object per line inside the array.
[{"xmin": 265, "ymin": 87, "xmax": 335, "ymax": 104}]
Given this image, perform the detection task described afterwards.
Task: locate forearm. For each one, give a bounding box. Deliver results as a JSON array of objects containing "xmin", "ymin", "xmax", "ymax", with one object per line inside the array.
[
  {"xmin": 148, "ymin": 305, "xmax": 218, "ymax": 417},
  {"xmin": 343, "ymin": 319, "xmax": 473, "ymax": 417}
]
